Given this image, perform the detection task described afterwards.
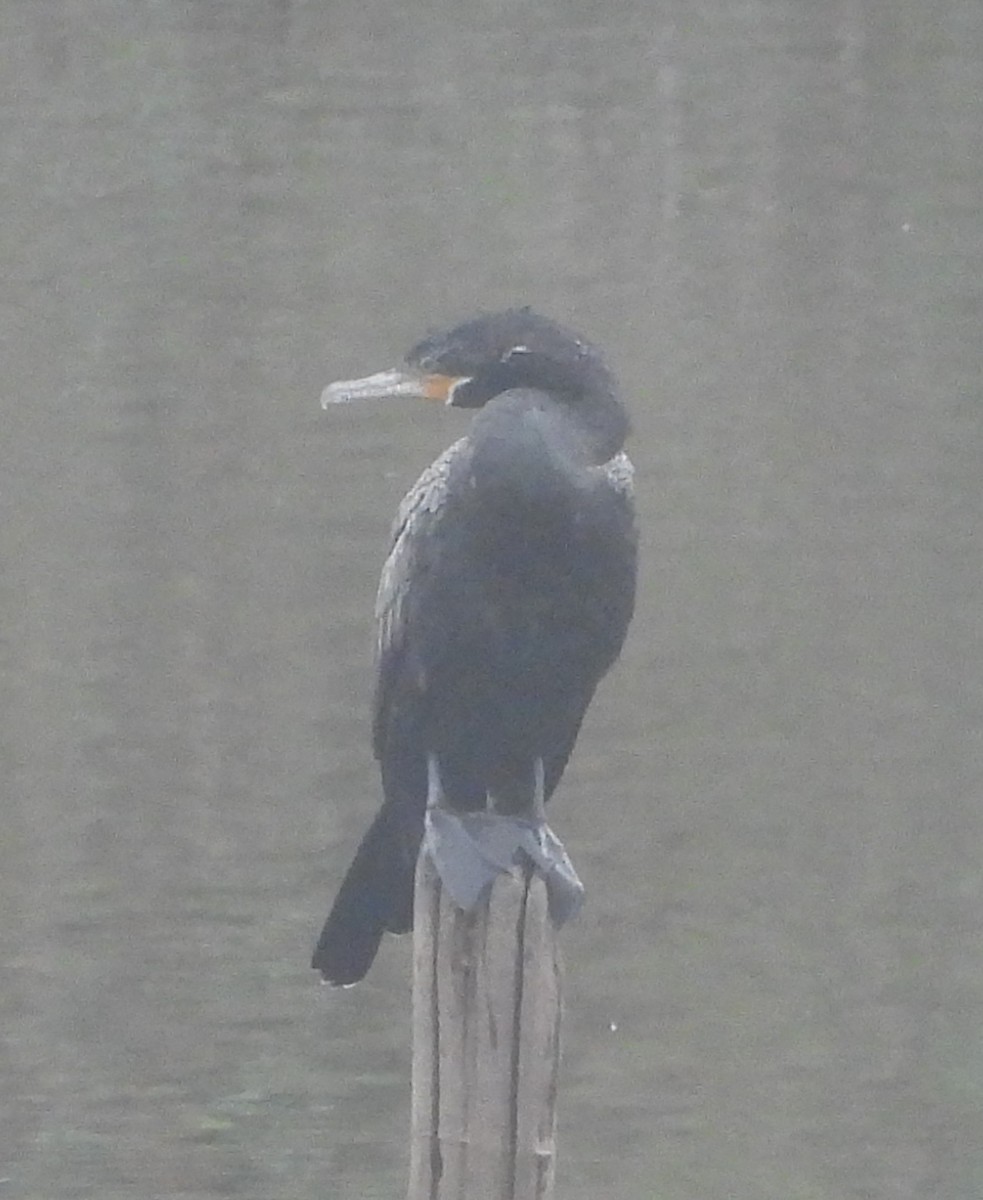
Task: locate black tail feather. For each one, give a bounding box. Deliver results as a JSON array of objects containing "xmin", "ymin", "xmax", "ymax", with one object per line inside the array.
[{"xmin": 311, "ymin": 805, "xmax": 418, "ymax": 986}]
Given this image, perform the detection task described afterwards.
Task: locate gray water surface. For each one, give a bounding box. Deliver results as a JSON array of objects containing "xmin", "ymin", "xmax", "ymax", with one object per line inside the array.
[{"xmin": 3, "ymin": 3, "xmax": 982, "ymax": 1198}]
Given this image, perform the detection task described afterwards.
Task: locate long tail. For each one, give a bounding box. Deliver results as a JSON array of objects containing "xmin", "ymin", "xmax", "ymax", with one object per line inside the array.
[{"xmin": 311, "ymin": 805, "xmax": 420, "ymax": 986}]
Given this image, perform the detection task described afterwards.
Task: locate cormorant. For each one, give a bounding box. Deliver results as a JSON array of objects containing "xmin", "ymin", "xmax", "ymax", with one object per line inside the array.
[{"xmin": 312, "ymin": 309, "xmax": 637, "ymax": 986}]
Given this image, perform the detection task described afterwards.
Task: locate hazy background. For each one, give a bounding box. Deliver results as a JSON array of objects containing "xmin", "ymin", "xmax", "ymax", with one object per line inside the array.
[{"xmin": 2, "ymin": 2, "xmax": 982, "ymax": 1197}]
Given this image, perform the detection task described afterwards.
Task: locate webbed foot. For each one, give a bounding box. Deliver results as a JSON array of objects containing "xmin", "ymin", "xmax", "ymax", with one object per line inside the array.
[{"xmin": 423, "ymin": 756, "xmax": 585, "ymax": 924}]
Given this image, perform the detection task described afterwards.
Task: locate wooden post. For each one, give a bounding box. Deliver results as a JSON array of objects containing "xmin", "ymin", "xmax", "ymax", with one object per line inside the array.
[{"xmin": 408, "ymin": 847, "xmax": 562, "ymax": 1200}]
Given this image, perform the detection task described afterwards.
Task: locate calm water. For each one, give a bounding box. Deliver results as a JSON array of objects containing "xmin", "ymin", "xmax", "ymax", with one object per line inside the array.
[{"xmin": 2, "ymin": 2, "xmax": 982, "ymax": 1198}]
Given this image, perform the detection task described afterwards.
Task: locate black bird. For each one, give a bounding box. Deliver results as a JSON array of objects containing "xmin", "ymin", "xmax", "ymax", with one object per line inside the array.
[{"xmin": 312, "ymin": 309, "xmax": 637, "ymax": 986}]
